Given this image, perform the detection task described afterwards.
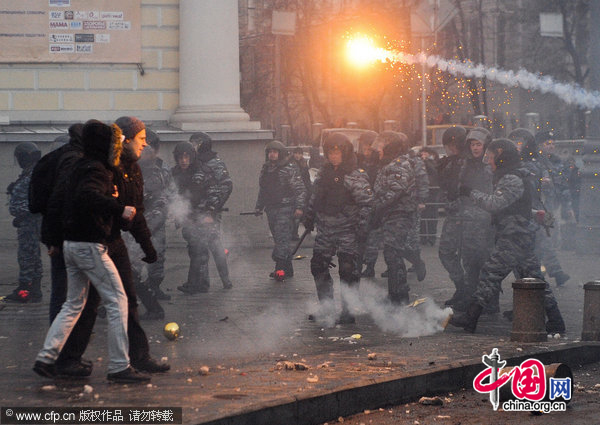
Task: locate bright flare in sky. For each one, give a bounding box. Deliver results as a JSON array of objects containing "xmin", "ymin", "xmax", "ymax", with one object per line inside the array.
[{"xmin": 345, "ymin": 35, "xmax": 393, "ymax": 67}]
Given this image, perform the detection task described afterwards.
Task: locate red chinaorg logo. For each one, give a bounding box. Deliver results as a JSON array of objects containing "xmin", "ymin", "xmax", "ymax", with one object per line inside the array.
[{"xmin": 473, "ymin": 348, "xmax": 571, "ymax": 413}]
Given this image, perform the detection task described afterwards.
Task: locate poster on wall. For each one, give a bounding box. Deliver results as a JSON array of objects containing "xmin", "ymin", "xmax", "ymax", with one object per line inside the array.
[{"xmin": 0, "ymin": 0, "xmax": 141, "ymax": 63}]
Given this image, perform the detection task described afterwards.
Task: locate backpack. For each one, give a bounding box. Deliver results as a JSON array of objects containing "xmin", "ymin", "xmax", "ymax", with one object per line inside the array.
[{"xmin": 28, "ymin": 147, "xmax": 66, "ymax": 214}]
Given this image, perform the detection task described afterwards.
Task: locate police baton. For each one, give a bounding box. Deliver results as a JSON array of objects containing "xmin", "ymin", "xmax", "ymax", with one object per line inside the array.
[
  {"xmin": 239, "ymin": 211, "xmax": 263, "ymax": 216},
  {"xmin": 291, "ymin": 228, "xmax": 311, "ymax": 256}
]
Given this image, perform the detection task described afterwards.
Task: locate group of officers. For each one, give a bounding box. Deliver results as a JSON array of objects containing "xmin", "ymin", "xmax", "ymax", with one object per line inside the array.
[
  {"xmin": 6, "ymin": 118, "xmax": 572, "ymax": 382},
  {"xmin": 258, "ymin": 126, "xmax": 569, "ymax": 333}
]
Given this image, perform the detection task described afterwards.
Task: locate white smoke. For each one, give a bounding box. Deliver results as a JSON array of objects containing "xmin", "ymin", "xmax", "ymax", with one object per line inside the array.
[
  {"xmin": 306, "ymin": 298, "xmax": 338, "ymax": 329},
  {"xmin": 306, "ymin": 281, "xmax": 451, "ymax": 337},
  {"xmin": 341, "ymin": 282, "xmax": 451, "ymax": 337},
  {"xmin": 390, "ymin": 51, "xmax": 600, "ymax": 110},
  {"xmin": 167, "ymin": 192, "xmax": 191, "ymax": 225}
]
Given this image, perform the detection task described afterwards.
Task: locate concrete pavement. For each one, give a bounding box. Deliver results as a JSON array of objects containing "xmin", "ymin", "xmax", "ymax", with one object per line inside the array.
[{"xmin": 0, "ymin": 238, "xmax": 598, "ymax": 425}]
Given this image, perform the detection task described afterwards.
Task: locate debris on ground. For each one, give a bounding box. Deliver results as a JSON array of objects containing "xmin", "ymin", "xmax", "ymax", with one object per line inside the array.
[
  {"xmin": 306, "ymin": 374, "xmax": 319, "ymax": 383},
  {"xmin": 408, "ymin": 298, "xmax": 427, "ymax": 308},
  {"xmin": 83, "ymin": 385, "xmax": 93, "ymax": 394},
  {"xmin": 367, "ymin": 353, "xmax": 377, "ymax": 360},
  {"xmin": 275, "ymin": 361, "xmax": 309, "ymax": 371},
  {"xmin": 199, "ymin": 366, "xmax": 210, "ymax": 375},
  {"xmin": 418, "ymin": 396, "xmax": 444, "ymax": 406}
]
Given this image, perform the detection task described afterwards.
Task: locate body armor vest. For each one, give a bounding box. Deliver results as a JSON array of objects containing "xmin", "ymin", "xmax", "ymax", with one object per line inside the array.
[
  {"xmin": 260, "ymin": 166, "xmax": 289, "ymax": 206},
  {"xmin": 315, "ymin": 168, "xmax": 353, "ymax": 215}
]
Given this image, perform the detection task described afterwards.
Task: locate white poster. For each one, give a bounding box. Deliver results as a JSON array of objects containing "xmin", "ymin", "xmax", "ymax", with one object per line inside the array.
[{"xmin": 0, "ymin": 0, "xmax": 141, "ymax": 63}]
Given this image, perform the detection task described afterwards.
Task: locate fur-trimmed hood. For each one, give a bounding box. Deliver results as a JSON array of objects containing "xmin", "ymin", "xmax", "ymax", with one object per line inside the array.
[{"xmin": 81, "ymin": 120, "xmax": 123, "ymax": 168}]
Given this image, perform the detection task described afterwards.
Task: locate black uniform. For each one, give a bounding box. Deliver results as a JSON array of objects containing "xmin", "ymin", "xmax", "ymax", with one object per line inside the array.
[
  {"xmin": 255, "ymin": 140, "xmax": 307, "ymax": 277},
  {"xmin": 4, "ymin": 143, "xmax": 42, "ymax": 303},
  {"xmin": 172, "ymin": 141, "xmax": 213, "ymax": 293},
  {"xmin": 449, "ymin": 139, "xmax": 565, "ymax": 334},
  {"xmin": 192, "ymin": 133, "xmax": 234, "ymax": 289},
  {"xmin": 304, "ymin": 134, "xmax": 373, "ymax": 323}
]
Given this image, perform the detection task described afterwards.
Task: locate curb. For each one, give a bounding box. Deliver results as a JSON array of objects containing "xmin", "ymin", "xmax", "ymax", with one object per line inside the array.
[{"xmin": 199, "ymin": 343, "xmax": 600, "ymax": 425}]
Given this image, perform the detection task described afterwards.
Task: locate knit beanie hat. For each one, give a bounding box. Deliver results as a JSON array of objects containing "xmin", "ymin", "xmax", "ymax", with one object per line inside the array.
[{"xmin": 115, "ymin": 116, "xmax": 145, "ymax": 141}]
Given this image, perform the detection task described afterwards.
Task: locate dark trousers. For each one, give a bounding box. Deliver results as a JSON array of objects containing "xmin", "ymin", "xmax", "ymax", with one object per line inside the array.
[{"xmin": 57, "ymin": 237, "xmax": 150, "ymax": 366}]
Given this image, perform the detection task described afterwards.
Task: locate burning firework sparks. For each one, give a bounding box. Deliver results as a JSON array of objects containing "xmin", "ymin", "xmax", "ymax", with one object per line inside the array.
[
  {"xmin": 345, "ymin": 34, "xmax": 390, "ymax": 68},
  {"xmin": 345, "ymin": 34, "xmax": 600, "ymax": 109}
]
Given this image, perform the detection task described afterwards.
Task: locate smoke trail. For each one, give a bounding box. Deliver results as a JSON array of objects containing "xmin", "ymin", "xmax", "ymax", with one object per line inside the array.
[
  {"xmin": 340, "ymin": 282, "xmax": 451, "ymax": 337},
  {"xmin": 167, "ymin": 192, "xmax": 191, "ymax": 225},
  {"xmin": 306, "ymin": 281, "xmax": 451, "ymax": 336},
  {"xmin": 388, "ymin": 51, "xmax": 600, "ymax": 110}
]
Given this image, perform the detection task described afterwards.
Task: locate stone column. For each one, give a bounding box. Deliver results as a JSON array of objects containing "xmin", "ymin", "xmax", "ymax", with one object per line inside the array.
[{"xmin": 170, "ymin": 0, "xmax": 260, "ymax": 131}]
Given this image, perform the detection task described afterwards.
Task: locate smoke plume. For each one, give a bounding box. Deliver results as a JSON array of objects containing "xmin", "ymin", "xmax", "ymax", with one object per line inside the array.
[{"xmin": 389, "ymin": 51, "xmax": 600, "ymax": 110}]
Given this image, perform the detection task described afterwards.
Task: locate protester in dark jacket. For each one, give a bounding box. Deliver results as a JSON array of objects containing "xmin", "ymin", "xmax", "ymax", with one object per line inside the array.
[
  {"xmin": 34, "ymin": 120, "xmax": 149, "ymax": 384},
  {"xmin": 42, "ymin": 125, "xmax": 86, "ymax": 322},
  {"xmin": 57, "ymin": 117, "xmax": 168, "ymax": 376}
]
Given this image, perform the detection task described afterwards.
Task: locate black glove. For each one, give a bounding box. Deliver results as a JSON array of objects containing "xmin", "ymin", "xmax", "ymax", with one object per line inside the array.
[
  {"xmin": 142, "ymin": 246, "xmax": 158, "ymax": 264},
  {"xmin": 459, "ymin": 185, "xmax": 473, "ymax": 197},
  {"xmin": 303, "ymin": 217, "xmax": 314, "ymax": 232},
  {"xmin": 12, "ymin": 216, "xmax": 23, "ymax": 228}
]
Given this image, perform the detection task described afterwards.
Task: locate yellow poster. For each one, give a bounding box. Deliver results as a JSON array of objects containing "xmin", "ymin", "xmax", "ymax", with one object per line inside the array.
[{"xmin": 0, "ymin": 0, "xmax": 141, "ymax": 63}]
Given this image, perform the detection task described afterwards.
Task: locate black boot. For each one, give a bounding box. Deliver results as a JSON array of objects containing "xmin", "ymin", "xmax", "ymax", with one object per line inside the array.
[
  {"xmin": 283, "ymin": 260, "xmax": 294, "ymax": 278},
  {"xmin": 177, "ymin": 284, "xmax": 206, "ymax": 294},
  {"xmin": 448, "ymin": 301, "xmax": 483, "ymax": 333},
  {"xmin": 4, "ymin": 284, "xmax": 31, "ymax": 303}
]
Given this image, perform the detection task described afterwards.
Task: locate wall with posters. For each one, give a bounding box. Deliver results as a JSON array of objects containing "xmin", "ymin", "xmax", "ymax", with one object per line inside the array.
[
  {"xmin": 0, "ymin": 0, "xmax": 141, "ymax": 63},
  {"xmin": 0, "ymin": 0, "xmax": 179, "ymax": 122}
]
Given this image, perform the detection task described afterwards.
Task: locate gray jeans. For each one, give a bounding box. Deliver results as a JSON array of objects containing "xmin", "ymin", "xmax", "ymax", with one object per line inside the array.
[{"xmin": 36, "ymin": 241, "xmax": 129, "ymax": 374}]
